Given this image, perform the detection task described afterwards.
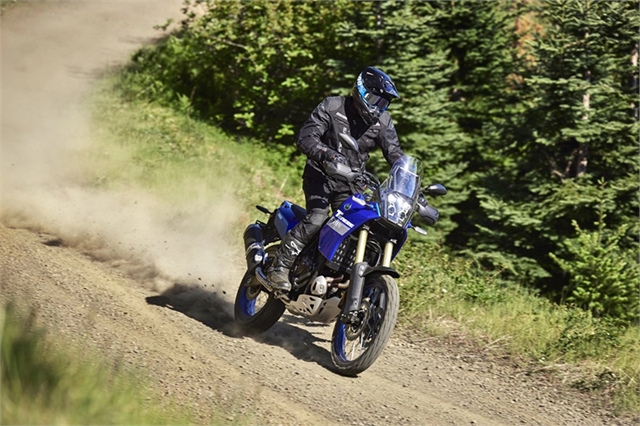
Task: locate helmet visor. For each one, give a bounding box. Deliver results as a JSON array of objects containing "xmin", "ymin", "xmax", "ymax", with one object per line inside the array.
[{"xmin": 363, "ymin": 92, "xmax": 391, "ymax": 112}]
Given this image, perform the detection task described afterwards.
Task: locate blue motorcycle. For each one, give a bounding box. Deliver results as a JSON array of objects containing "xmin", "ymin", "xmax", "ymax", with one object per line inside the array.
[{"xmin": 235, "ymin": 152, "xmax": 446, "ymax": 376}]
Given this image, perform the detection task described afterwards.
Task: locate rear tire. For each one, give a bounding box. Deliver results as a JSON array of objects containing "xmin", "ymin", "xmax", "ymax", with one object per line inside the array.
[
  {"xmin": 234, "ymin": 246, "xmax": 285, "ymax": 335},
  {"xmin": 330, "ymin": 274, "xmax": 399, "ymax": 376}
]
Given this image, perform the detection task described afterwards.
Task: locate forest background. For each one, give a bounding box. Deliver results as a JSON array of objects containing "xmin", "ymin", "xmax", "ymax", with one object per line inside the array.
[{"xmin": 117, "ymin": 0, "xmax": 639, "ymax": 411}]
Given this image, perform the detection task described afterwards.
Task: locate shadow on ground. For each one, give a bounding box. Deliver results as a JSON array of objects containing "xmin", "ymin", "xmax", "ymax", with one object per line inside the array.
[{"xmin": 146, "ymin": 283, "xmax": 336, "ymax": 372}]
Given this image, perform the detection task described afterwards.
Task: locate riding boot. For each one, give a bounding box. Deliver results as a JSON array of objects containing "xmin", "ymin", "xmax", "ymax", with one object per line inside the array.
[{"xmin": 266, "ymin": 233, "xmax": 305, "ymax": 292}]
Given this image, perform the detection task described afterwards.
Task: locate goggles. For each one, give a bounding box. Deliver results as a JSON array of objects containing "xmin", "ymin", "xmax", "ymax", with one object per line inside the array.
[{"xmin": 363, "ymin": 92, "xmax": 391, "ymax": 112}]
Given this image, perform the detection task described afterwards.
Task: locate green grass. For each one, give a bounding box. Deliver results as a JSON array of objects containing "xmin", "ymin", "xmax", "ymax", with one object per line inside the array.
[
  {"xmin": 87, "ymin": 76, "xmax": 638, "ymax": 416},
  {"xmin": 395, "ymin": 241, "xmax": 639, "ymax": 414},
  {"xmin": 89, "ymin": 77, "xmax": 306, "ymax": 223},
  {"xmin": 1, "ymin": 303, "xmax": 195, "ymax": 425}
]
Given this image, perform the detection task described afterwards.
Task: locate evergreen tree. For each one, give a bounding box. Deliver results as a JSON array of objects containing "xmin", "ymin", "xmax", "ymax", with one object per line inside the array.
[
  {"xmin": 426, "ymin": 0, "xmax": 530, "ymax": 250},
  {"xmin": 377, "ymin": 1, "xmax": 471, "ymax": 239},
  {"xmin": 330, "ymin": 1, "xmax": 470, "ymax": 239},
  {"xmin": 128, "ymin": 0, "xmax": 361, "ymax": 141},
  {"xmin": 466, "ymin": 0, "xmax": 639, "ymax": 319},
  {"xmin": 126, "ymin": 0, "xmax": 639, "ymax": 321}
]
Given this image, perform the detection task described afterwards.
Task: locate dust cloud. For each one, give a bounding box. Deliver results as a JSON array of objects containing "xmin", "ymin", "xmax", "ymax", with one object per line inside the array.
[
  {"xmin": 1, "ymin": 1, "xmax": 243, "ymax": 309},
  {"xmin": 2, "ymin": 181, "xmax": 244, "ymax": 296}
]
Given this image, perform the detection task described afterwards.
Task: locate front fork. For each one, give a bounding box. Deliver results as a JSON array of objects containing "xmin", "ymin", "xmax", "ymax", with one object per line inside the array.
[
  {"xmin": 355, "ymin": 227, "xmax": 394, "ymax": 267},
  {"xmin": 342, "ymin": 228, "xmax": 396, "ymax": 322}
]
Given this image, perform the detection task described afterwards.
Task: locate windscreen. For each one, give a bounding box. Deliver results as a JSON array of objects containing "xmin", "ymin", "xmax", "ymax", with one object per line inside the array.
[
  {"xmin": 387, "ymin": 156, "xmax": 422, "ymax": 199},
  {"xmin": 378, "ymin": 156, "xmax": 423, "ymax": 228}
]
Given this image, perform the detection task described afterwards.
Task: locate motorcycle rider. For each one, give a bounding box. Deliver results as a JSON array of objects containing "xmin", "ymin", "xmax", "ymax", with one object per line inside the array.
[{"xmin": 266, "ymin": 66, "xmax": 406, "ymax": 292}]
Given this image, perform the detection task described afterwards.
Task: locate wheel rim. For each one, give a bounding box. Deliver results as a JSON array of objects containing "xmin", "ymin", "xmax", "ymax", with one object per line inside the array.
[
  {"xmin": 333, "ymin": 281, "xmax": 387, "ymax": 362},
  {"xmin": 238, "ymin": 275, "xmax": 270, "ymax": 319}
]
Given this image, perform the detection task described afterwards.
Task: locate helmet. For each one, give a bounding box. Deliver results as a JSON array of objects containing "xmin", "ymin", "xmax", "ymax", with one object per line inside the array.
[{"xmin": 351, "ymin": 66, "xmax": 400, "ymax": 125}]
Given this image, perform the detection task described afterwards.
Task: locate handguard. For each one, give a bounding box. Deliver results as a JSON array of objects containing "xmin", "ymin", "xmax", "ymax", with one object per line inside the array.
[
  {"xmin": 418, "ymin": 201, "xmax": 439, "ymax": 226},
  {"xmin": 323, "ymin": 161, "xmax": 359, "ymax": 183}
]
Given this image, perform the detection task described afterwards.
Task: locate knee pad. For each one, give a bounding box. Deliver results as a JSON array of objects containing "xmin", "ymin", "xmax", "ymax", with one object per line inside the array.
[
  {"xmin": 290, "ymin": 208, "xmax": 329, "ymax": 244},
  {"xmin": 307, "ymin": 208, "xmax": 329, "ymax": 229}
]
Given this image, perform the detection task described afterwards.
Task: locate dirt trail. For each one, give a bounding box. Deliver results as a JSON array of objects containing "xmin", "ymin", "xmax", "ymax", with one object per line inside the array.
[{"xmin": 0, "ymin": 2, "xmax": 633, "ymax": 425}]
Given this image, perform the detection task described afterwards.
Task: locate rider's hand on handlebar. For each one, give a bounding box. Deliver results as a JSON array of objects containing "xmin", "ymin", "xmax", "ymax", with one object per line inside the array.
[{"xmin": 329, "ymin": 153, "xmax": 348, "ymax": 165}]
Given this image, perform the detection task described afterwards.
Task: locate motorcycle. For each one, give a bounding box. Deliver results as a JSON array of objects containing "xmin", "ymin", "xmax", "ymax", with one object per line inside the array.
[{"xmin": 234, "ymin": 137, "xmax": 446, "ymax": 376}]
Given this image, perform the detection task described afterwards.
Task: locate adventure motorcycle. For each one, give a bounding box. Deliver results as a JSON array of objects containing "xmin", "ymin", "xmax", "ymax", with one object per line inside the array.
[{"xmin": 235, "ymin": 140, "xmax": 446, "ymax": 376}]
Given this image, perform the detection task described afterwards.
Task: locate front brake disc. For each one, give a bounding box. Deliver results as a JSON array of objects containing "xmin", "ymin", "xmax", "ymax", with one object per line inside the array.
[{"xmin": 345, "ymin": 300, "xmax": 371, "ymax": 339}]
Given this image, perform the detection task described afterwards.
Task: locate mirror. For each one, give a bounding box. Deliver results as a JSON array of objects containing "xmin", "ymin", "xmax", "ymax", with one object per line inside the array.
[
  {"xmin": 339, "ymin": 133, "xmax": 360, "ymax": 152},
  {"xmin": 426, "ymin": 183, "xmax": 447, "ymax": 196}
]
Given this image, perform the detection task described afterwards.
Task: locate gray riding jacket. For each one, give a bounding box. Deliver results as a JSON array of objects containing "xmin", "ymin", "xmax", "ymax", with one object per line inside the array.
[{"xmin": 297, "ymin": 96, "xmax": 404, "ymax": 189}]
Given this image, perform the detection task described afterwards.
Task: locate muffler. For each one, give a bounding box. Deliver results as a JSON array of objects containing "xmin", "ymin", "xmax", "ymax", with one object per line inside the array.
[{"xmin": 243, "ymin": 224, "xmax": 265, "ymax": 272}]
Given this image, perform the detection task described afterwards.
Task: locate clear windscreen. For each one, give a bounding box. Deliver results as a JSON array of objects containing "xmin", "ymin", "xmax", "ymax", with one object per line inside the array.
[
  {"xmin": 378, "ymin": 156, "xmax": 423, "ymax": 228},
  {"xmin": 387, "ymin": 156, "xmax": 422, "ymax": 199}
]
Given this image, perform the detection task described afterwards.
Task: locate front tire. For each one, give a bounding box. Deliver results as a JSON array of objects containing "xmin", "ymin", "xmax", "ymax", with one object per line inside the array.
[
  {"xmin": 234, "ymin": 246, "xmax": 285, "ymax": 335},
  {"xmin": 331, "ymin": 274, "xmax": 399, "ymax": 376}
]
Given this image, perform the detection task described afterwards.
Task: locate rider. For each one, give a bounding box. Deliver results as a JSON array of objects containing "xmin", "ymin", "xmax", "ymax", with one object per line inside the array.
[{"xmin": 266, "ymin": 66, "xmax": 405, "ymax": 291}]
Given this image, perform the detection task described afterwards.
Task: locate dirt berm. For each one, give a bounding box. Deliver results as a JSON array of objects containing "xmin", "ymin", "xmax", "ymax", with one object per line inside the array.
[{"xmin": 0, "ymin": 2, "xmax": 633, "ymax": 425}]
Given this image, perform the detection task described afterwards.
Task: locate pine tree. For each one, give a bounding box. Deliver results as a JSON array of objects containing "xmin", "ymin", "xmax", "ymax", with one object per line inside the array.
[
  {"xmin": 425, "ymin": 0, "xmax": 530, "ymax": 250},
  {"xmin": 329, "ymin": 1, "xmax": 470, "ymax": 239},
  {"xmin": 466, "ymin": 0, "xmax": 639, "ymax": 317}
]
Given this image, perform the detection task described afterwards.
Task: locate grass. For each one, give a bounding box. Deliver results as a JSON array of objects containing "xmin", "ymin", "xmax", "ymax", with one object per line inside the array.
[
  {"xmin": 1, "ymin": 303, "xmax": 194, "ymax": 425},
  {"xmin": 395, "ymin": 241, "xmax": 639, "ymax": 414},
  {"xmin": 82, "ymin": 75, "xmax": 639, "ymax": 417},
  {"xmin": 89, "ymin": 77, "xmax": 306, "ymax": 221},
  {"xmin": 0, "ymin": 0, "xmax": 17, "ymax": 15}
]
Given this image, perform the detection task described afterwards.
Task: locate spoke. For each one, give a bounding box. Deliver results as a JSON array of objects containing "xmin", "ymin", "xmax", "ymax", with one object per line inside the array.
[
  {"xmin": 349, "ymin": 338, "xmax": 358, "ymax": 360},
  {"xmin": 368, "ymin": 314, "xmax": 381, "ymax": 340},
  {"xmin": 358, "ymin": 331, "xmax": 366, "ymax": 353},
  {"xmin": 369, "ymin": 287, "xmax": 380, "ymax": 305}
]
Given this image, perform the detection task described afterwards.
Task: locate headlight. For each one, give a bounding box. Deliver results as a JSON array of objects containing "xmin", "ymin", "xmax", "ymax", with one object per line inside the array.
[{"xmin": 383, "ymin": 192, "xmax": 414, "ymax": 227}]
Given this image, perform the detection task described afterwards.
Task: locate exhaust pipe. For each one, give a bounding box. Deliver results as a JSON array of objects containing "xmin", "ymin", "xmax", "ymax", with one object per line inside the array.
[{"xmin": 243, "ymin": 224, "xmax": 265, "ymax": 272}]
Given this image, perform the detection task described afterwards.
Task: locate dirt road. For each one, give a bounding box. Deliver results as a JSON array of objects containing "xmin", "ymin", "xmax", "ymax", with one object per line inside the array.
[{"xmin": 0, "ymin": 2, "xmax": 631, "ymax": 425}]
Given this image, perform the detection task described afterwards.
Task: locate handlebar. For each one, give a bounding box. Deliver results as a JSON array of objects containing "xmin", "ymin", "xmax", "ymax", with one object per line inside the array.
[
  {"xmin": 323, "ymin": 161, "xmax": 380, "ymax": 195},
  {"xmin": 324, "ymin": 159, "xmax": 446, "ymax": 226}
]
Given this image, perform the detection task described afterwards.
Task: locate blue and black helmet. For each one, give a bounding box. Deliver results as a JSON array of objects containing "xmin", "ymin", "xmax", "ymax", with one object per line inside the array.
[{"xmin": 351, "ymin": 66, "xmax": 400, "ymax": 125}]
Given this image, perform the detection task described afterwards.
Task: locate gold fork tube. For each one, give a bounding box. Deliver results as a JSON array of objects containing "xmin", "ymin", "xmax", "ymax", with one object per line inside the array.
[
  {"xmin": 382, "ymin": 241, "xmax": 394, "ymax": 267},
  {"xmin": 354, "ymin": 229, "xmax": 369, "ymax": 264}
]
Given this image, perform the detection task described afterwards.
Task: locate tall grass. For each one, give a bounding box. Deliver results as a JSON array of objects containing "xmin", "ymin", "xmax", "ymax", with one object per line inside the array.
[
  {"xmin": 396, "ymin": 242, "xmax": 639, "ymax": 414},
  {"xmin": 90, "ymin": 78, "xmax": 306, "ymax": 212},
  {"xmin": 90, "ymin": 77, "xmax": 638, "ymax": 416},
  {"xmin": 1, "ymin": 303, "xmax": 193, "ymax": 425}
]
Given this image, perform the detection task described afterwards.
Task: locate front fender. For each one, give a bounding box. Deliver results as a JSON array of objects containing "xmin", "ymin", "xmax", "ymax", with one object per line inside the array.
[
  {"xmin": 362, "ymin": 265, "xmax": 400, "ymax": 279},
  {"xmin": 343, "ymin": 263, "xmax": 400, "ymax": 314}
]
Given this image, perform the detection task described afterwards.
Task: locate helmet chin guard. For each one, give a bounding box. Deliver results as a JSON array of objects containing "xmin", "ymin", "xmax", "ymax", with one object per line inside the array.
[{"xmin": 351, "ymin": 66, "xmax": 399, "ymax": 125}]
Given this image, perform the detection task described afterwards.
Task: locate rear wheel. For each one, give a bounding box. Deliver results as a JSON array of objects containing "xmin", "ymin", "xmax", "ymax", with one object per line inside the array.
[
  {"xmin": 330, "ymin": 274, "xmax": 399, "ymax": 376},
  {"xmin": 234, "ymin": 246, "xmax": 285, "ymax": 335}
]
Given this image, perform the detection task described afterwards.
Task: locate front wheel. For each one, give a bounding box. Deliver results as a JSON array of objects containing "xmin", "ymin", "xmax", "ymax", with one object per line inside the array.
[
  {"xmin": 234, "ymin": 265, "xmax": 285, "ymax": 335},
  {"xmin": 330, "ymin": 274, "xmax": 399, "ymax": 376}
]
